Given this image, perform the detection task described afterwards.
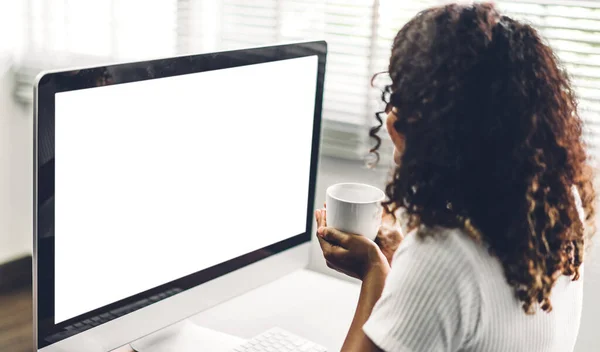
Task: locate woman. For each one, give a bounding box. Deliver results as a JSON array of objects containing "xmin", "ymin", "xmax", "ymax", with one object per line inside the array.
[{"xmin": 315, "ymin": 3, "xmax": 595, "ymax": 352}]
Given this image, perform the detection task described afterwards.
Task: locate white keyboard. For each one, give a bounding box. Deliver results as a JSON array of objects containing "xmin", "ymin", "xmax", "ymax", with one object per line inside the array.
[{"xmin": 231, "ymin": 327, "xmax": 327, "ymax": 352}]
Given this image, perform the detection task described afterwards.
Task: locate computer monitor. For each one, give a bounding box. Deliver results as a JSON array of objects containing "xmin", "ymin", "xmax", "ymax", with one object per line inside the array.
[{"xmin": 34, "ymin": 41, "xmax": 327, "ymax": 352}]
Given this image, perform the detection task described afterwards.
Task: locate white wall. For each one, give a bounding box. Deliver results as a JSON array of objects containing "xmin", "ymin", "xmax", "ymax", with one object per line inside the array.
[
  {"xmin": 0, "ymin": 61, "xmax": 32, "ymax": 264},
  {"xmin": 0, "ymin": 0, "xmax": 31, "ymax": 264}
]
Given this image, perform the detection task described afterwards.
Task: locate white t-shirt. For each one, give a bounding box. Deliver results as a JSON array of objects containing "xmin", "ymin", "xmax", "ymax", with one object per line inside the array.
[{"xmin": 363, "ymin": 225, "xmax": 585, "ymax": 352}]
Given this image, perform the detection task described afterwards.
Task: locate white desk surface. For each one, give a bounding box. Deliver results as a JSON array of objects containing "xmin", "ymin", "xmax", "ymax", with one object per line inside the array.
[
  {"xmin": 189, "ymin": 268, "xmax": 361, "ymax": 351},
  {"xmin": 113, "ymin": 268, "xmax": 361, "ymax": 352}
]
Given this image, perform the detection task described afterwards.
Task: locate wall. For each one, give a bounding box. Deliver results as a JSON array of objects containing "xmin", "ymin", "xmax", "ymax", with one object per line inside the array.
[
  {"xmin": 0, "ymin": 0, "xmax": 31, "ymax": 264},
  {"xmin": 0, "ymin": 60, "xmax": 31, "ymax": 264}
]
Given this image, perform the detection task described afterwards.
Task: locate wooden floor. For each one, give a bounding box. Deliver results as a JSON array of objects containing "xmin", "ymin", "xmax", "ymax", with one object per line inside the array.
[{"xmin": 0, "ymin": 287, "xmax": 33, "ymax": 352}]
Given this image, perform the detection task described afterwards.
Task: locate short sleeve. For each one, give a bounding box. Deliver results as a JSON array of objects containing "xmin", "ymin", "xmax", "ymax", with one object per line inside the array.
[{"xmin": 363, "ymin": 232, "xmax": 481, "ymax": 352}]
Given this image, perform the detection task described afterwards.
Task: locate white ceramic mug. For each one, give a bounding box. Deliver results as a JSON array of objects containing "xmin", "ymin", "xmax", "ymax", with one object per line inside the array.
[{"xmin": 325, "ymin": 183, "xmax": 385, "ymax": 241}]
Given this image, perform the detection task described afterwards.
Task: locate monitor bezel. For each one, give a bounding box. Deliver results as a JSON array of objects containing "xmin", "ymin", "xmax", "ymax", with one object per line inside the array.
[{"xmin": 34, "ymin": 41, "xmax": 326, "ymax": 349}]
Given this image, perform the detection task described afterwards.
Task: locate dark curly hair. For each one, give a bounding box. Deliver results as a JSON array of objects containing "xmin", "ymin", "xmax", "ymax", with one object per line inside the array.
[{"xmin": 370, "ymin": 2, "xmax": 596, "ymax": 314}]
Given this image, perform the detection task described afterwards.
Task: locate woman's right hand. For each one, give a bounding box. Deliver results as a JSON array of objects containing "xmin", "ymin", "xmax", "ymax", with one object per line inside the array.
[
  {"xmin": 321, "ymin": 203, "xmax": 403, "ymax": 266},
  {"xmin": 375, "ymin": 223, "xmax": 403, "ymax": 266}
]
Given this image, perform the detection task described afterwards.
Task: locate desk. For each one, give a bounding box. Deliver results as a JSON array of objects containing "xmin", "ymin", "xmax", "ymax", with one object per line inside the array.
[
  {"xmin": 111, "ymin": 269, "xmax": 361, "ymax": 351},
  {"xmin": 112, "ymin": 347, "xmax": 134, "ymax": 352}
]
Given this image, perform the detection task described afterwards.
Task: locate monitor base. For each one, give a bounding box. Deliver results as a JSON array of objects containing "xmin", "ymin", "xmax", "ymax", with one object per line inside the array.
[{"xmin": 129, "ymin": 320, "xmax": 245, "ymax": 352}]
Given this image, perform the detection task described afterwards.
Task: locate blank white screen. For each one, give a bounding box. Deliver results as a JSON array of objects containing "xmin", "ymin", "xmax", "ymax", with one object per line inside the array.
[{"xmin": 54, "ymin": 55, "xmax": 318, "ymax": 324}]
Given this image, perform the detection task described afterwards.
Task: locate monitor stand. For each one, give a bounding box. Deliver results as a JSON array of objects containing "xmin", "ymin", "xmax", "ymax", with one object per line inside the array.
[{"xmin": 129, "ymin": 319, "xmax": 246, "ymax": 352}]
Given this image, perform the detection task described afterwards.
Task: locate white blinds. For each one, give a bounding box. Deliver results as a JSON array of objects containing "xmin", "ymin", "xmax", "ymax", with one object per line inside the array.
[
  {"xmin": 188, "ymin": 0, "xmax": 381, "ymax": 159},
  {"xmin": 176, "ymin": 0, "xmax": 444, "ymax": 159},
  {"xmin": 13, "ymin": 0, "xmax": 600, "ymax": 160}
]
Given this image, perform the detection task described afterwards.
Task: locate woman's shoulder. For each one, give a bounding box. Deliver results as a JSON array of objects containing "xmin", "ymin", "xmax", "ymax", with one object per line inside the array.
[
  {"xmin": 386, "ymin": 226, "xmax": 496, "ymax": 304},
  {"xmin": 364, "ymin": 229, "xmax": 481, "ymax": 351},
  {"xmin": 392, "ymin": 226, "xmax": 490, "ymax": 270},
  {"xmin": 376, "ymin": 226, "xmax": 484, "ymax": 342}
]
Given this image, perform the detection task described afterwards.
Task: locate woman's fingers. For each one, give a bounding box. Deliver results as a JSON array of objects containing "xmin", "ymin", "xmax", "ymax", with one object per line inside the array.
[
  {"xmin": 376, "ymin": 226, "xmax": 403, "ymax": 246},
  {"xmin": 314, "ymin": 208, "xmax": 327, "ymax": 229},
  {"xmin": 375, "ymin": 225, "xmax": 403, "ymax": 265},
  {"xmin": 318, "ymin": 227, "xmax": 350, "ymax": 248},
  {"xmin": 315, "ymin": 209, "xmax": 322, "ymax": 228},
  {"xmin": 317, "ymin": 235, "xmax": 348, "ymax": 261}
]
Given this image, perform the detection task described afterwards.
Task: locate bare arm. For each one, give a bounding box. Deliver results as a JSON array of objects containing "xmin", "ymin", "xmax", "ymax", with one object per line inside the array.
[{"xmin": 340, "ymin": 264, "xmax": 388, "ymax": 352}]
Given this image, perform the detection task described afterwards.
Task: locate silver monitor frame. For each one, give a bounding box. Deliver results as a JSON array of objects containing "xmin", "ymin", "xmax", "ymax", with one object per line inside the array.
[{"xmin": 33, "ymin": 41, "xmax": 326, "ymax": 352}]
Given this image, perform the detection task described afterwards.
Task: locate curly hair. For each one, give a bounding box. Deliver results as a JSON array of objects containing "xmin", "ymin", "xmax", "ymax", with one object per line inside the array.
[{"xmin": 370, "ymin": 2, "xmax": 596, "ymax": 314}]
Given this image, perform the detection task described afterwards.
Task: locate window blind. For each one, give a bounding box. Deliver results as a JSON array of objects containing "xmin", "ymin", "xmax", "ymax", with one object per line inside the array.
[
  {"xmin": 175, "ymin": 0, "xmax": 444, "ymax": 160},
  {"xmin": 186, "ymin": 0, "xmax": 382, "ymax": 160},
  {"xmin": 13, "ymin": 0, "xmax": 600, "ymax": 162}
]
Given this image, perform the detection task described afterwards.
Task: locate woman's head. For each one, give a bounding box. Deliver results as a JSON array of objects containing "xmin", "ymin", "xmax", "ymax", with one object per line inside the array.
[{"xmin": 371, "ymin": 2, "xmax": 595, "ymax": 314}]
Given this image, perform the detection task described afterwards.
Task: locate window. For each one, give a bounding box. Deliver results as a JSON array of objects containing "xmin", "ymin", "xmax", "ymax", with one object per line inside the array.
[
  {"xmin": 177, "ymin": 0, "xmax": 443, "ymax": 160},
  {"xmin": 14, "ymin": 0, "xmax": 600, "ymax": 161}
]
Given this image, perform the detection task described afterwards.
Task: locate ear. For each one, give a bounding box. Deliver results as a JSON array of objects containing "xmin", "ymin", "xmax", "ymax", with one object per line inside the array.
[{"xmin": 386, "ymin": 110, "xmax": 405, "ymax": 151}]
